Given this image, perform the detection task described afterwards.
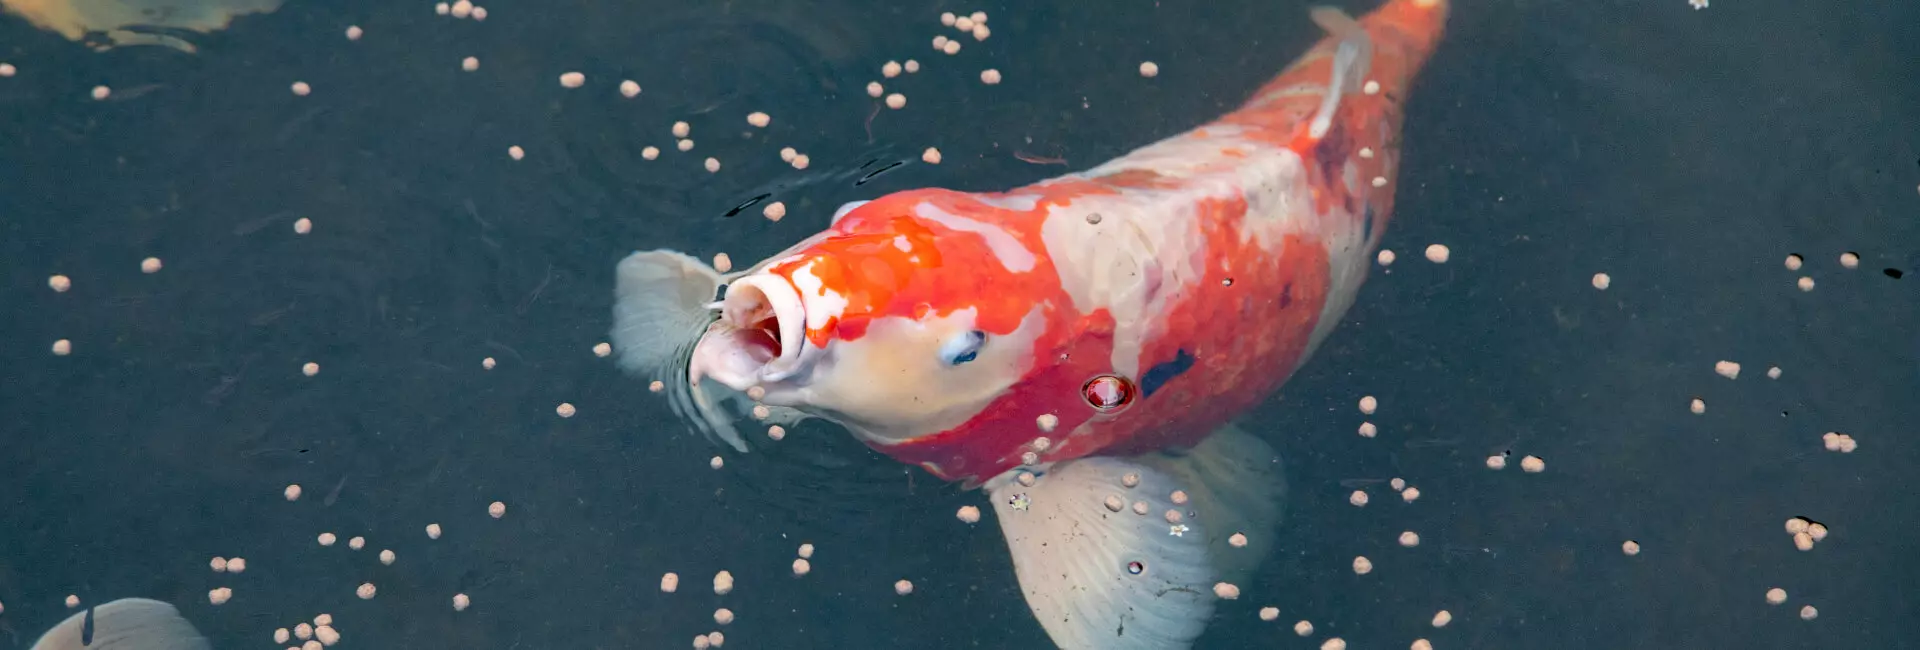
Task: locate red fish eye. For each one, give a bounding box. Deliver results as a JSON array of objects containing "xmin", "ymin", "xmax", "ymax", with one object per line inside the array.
[{"xmin": 1082, "ymin": 375, "xmax": 1136, "ymax": 412}]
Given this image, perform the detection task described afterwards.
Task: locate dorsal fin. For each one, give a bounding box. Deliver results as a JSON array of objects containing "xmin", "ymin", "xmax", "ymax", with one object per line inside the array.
[{"xmin": 1306, "ymin": 7, "xmax": 1374, "ymax": 139}]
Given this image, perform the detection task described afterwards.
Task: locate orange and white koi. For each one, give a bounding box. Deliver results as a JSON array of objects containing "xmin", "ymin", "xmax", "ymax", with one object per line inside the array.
[{"xmin": 614, "ymin": 2, "xmax": 1448, "ymax": 648}]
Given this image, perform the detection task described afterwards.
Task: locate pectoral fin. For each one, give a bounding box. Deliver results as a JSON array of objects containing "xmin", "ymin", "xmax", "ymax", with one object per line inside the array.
[
  {"xmin": 985, "ymin": 424, "xmax": 1285, "ymax": 649},
  {"xmin": 31, "ymin": 598, "xmax": 210, "ymax": 650}
]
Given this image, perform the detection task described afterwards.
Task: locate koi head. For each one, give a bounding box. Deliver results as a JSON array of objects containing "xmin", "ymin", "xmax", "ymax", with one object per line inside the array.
[{"xmin": 688, "ymin": 190, "xmax": 1059, "ymax": 447}]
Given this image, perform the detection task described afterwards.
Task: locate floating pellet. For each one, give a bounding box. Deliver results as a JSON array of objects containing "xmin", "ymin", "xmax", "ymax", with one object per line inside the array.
[
  {"xmin": 356, "ymin": 583, "xmax": 376, "ymax": 599},
  {"xmin": 882, "ymin": 61, "xmax": 902, "ymax": 78},
  {"xmin": 489, "ymin": 501, "xmax": 506, "ymax": 518},
  {"xmin": 767, "ymin": 425, "xmax": 786, "ymax": 440},
  {"xmin": 1521, "ymin": 455, "xmax": 1545, "ymax": 473},
  {"xmin": 1358, "ymin": 395, "xmax": 1378, "ymax": 414},
  {"xmin": 291, "ymin": 82, "xmax": 310, "ymax": 96},
  {"xmin": 705, "ymin": 157, "xmax": 721, "ymax": 173},
  {"xmin": 228, "ymin": 557, "xmax": 246, "ymax": 573},
  {"xmin": 1622, "ymin": 540, "xmax": 1640, "ymax": 555},
  {"xmin": 141, "ymin": 257, "xmax": 163, "ymax": 273},
  {"xmin": 1715, "ymin": 361, "xmax": 1741, "ymax": 379},
  {"xmin": 1840, "ymin": 252, "xmax": 1859, "ymax": 269},
  {"xmin": 507, "ymin": 145, "xmax": 524, "ymax": 160},
  {"xmin": 956, "ymin": 505, "xmax": 981, "ymax": 523},
  {"xmin": 426, "ymin": 523, "xmax": 442, "ymax": 539},
  {"xmin": 886, "ymin": 93, "xmax": 906, "ymax": 109},
  {"xmin": 1799, "ymin": 605, "xmax": 1817, "ymax": 620},
  {"xmin": 92, "ymin": 85, "xmax": 111, "ymax": 100},
  {"xmin": 981, "ymin": 69, "xmax": 1002, "ymax": 84},
  {"xmin": 747, "ymin": 112, "xmax": 770, "ymax": 128},
  {"xmin": 642, "ymin": 146, "xmax": 659, "ymax": 160},
  {"xmin": 1797, "ymin": 277, "xmax": 1815, "ymax": 291},
  {"xmin": 1352, "ymin": 556, "xmax": 1372, "ymax": 575},
  {"xmin": 923, "ymin": 147, "xmax": 943, "ymax": 165},
  {"xmin": 206, "ymin": 588, "xmax": 229, "ymax": 605},
  {"xmin": 1229, "ymin": 533, "xmax": 1248, "ymax": 548},
  {"xmin": 1431, "ymin": 610, "xmax": 1452, "ymax": 627},
  {"xmin": 710, "ymin": 456, "xmax": 724, "ymax": 470},
  {"xmin": 713, "ymin": 571, "xmax": 734, "ymax": 595},
  {"xmin": 559, "ymin": 72, "xmax": 584, "ymax": 88},
  {"xmin": 453, "ymin": 593, "xmax": 470, "ymax": 611},
  {"xmin": 318, "ymin": 532, "xmax": 337, "ymax": 546},
  {"xmin": 1401, "ymin": 487, "xmax": 1421, "ymax": 503},
  {"xmin": 556, "ymin": 403, "xmax": 576, "ymax": 418},
  {"xmin": 1378, "ymin": 249, "xmax": 1396, "ymax": 265},
  {"xmin": 1766, "ymin": 588, "xmax": 1787, "ymax": 605},
  {"xmin": 1784, "ymin": 254, "xmax": 1804, "ymax": 270},
  {"xmin": 1139, "ymin": 61, "xmax": 1159, "ymax": 77},
  {"xmin": 348, "ymin": 536, "xmax": 364, "ymax": 550},
  {"xmin": 462, "ymin": 56, "xmax": 479, "ymax": 71},
  {"xmin": 211, "ymin": 556, "xmax": 227, "ymax": 572},
  {"xmin": 380, "ymin": 549, "xmax": 395, "ymax": 565},
  {"xmin": 483, "ymin": 357, "xmax": 497, "ymax": 370},
  {"xmin": 1592, "ymin": 273, "xmax": 1610, "ymax": 290},
  {"xmin": 1295, "ymin": 620, "xmax": 1314, "ymax": 636},
  {"xmin": 1486, "ymin": 455, "xmax": 1507, "ymax": 470},
  {"xmin": 314, "ymin": 626, "xmax": 339, "ymax": 645},
  {"xmin": 285, "ymin": 484, "xmax": 303, "ymax": 501},
  {"xmin": 1690, "ymin": 398, "xmax": 1706, "ymax": 414},
  {"xmin": 904, "ymin": 60, "xmax": 920, "ymax": 73},
  {"xmin": 48, "ymin": 275, "xmax": 71, "ymax": 292},
  {"xmin": 51, "ymin": 339, "xmax": 71, "ymax": 356},
  {"xmin": 763, "ymin": 202, "xmax": 787, "ymax": 222},
  {"xmin": 895, "ymin": 579, "xmax": 913, "ymax": 595},
  {"xmin": 1212, "ymin": 583, "xmax": 1240, "ymax": 599},
  {"xmin": 1399, "ymin": 531, "xmax": 1420, "ymax": 547},
  {"xmin": 1350, "ymin": 491, "xmax": 1369, "ymax": 507},
  {"xmin": 1357, "ymin": 422, "xmax": 1377, "ymax": 438},
  {"xmin": 661, "ymin": 572, "xmax": 679, "ymax": 592},
  {"xmin": 792, "ymin": 558, "xmax": 811, "ymax": 576},
  {"xmin": 678, "ymin": 139, "xmax": 695, "ymax": 152},
  {"xmin": 1425, "ymin": 244, "xmax": 1450, "ymax": 263}
]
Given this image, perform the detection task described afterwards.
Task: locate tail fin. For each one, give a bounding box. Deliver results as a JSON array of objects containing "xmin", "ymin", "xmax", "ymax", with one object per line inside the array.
[
  {"xmin": 31, "ymin": 598, "xmax": 210, "ymax": 650},
  {"xmin": 985, "ymin": 425, "xmax": 1286, "ymax": 649}
]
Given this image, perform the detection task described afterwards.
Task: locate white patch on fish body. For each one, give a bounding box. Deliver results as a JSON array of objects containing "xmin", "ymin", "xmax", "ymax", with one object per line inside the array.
[
  {"xmin": 973, "ymin": 192, "xmax": 1043, "ymax": 212},
  {"xmin": 786, "ymin": 261, "xmax": 848, "ymax": 333},
  {"xmin": 1036, "ymin": 124, "xmax": 1316, "ymax": 377},
  {"xmin": 913, "ymin": 202, "xmax": 1037, "ymax": 272}
]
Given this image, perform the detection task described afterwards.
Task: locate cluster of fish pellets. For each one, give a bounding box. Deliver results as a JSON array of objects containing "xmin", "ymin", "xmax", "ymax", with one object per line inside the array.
[
  {"xmin": 1783, "ymin": 516, "xmax": 1831, "ymax": 552},
  {"xmin": 271, "ymin": 613, "xmax": 343, "ymax": 649}
]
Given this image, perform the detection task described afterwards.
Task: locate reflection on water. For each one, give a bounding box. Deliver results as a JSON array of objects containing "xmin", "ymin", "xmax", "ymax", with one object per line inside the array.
[
  {"xmin": 1, "ymin": 0, "xmax": 284, "ymax": 51},
  {"xmin": 2, "ymin": 0, "xmax": 1917, "ymax": 648}
]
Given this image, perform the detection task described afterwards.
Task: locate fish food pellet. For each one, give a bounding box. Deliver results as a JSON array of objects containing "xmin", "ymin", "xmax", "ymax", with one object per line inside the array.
[
  {"xmin": 661, "ymin": 573, "xmax": 679, "ymax": 592},
  {"xmin": 380, "ymin": 549, "xmax": 395, "ymax": 565},
  {"xmin": 1486, "ymin": 455, "xmax": 1508, "ymax": 470},
  {"xmin": 318, "ymin": 532, "xmax": 337, "ymax": 546},
  {"xmin": 141, "ymin": 257, "xmax": 163, "ymax": 273},
  {"xmin": 489, "ymin": 501, "xmax": 506, "ymax": 518},
  {"xmin": 294, "ymin": 217, "xmax": 312, "ymax": 234},
  {"xmin": 678, "ymin": 139, "xmax": 695, "ymax": 152},
  {"xmin": 92, "ymin": 85, "xmax": 111, "ymax": 100},
  {"xmin": 1321, "ymin": 639, "xmax": 1347, "ymax": 650},
  {"xmin": 1715, "ymin": 360, "xmax": 1741, "ymax": 379},
  {"xmin": 276, "ymin": 628, "xmax": 291, "ymax": 643},
  {"xmin": 302, "ymin": 362, "xmax": 320, "ymax": 376},
  {"xmin": 747, "ymin": 112, "xmax": 770, "ymax": 127},
  {"xmin": 1425, "ymin": 244, "xmax": 1451, "ymax": 263},
  {"xmin": 211, "ymin": 556, "xmax": 227, "ymax": 572},
  {"xmin": 715, "ymin": 608, "xmax": 734, "ymax": 625},
  {"xmin": 1766, "ymin": 588, "xmax": 1787, "ymax": 604},
  {"xmin": 1800, "ymin": 605, "xmax": 1818, "ymax": 620},
  {"xmin": 1401, "ymin": 487, "xmax": 1422, "ymax": 503},
  {"xmin": 356, "ymin": 583, "xmax": 376, "ymax": 599},
  {"xmin": 1212, "ymin": 582, "xmax": 1240, "ymax": 599},
  {"xmin": 705, "ymin": 157, "xmax": 721, "ymax": 173},
  {"xmin": 1785, "ymin": 517, "xmax": 1809, "ymax": 534},
  {"xmin": 426, "ymin": 523, "xmax": 442, "ymax": 539},
  {"xmin": 1260, "ymin": 607, "xmax": 1280, "ymax": 621},
  {"xmin": 291, "ymin": 81, "xmax": 311, "ymax": 96},
  {"xmin": 710, "ymin": 456, "xmax": 724, "ymax": 470},
  {"xmin": 1840, "ymin": 252, "xmax": 1860, "ymax": 268},
  {"xmin": 1432, "ymin": 610, "xmax": 1453, "ymax": 627},
  {"xmin": 556, "ymin": 403, "xmax": 576, "ymax": 417},
  {"xmin": 51, "ymin": 339, "xmax": 71, "ymax": 356},
  {"xmin": 348, "ymin": 536, "xmax": 365, "ymax": 550},
  {"xmin": 593, "ymin": 342, "xmax": 612, "ymax": 357},
  {"xmin": 1352, "ymin": 556, "xmax": 1373, "ymax": 575},
  {"xmin": 895, "ymin": 579, "xmax": 913, "ymax": 595},
  {"xmin": 767, "ymin": 425, "xmax": 787, "ymax": 440},
  {"xmin": 462, "ymin": 56, "xmax": 479, "ymax": 71},
  {"xmin": 1399, "ymin": 531, "xmax": 1421, "ymax": 547},
  {"xmin": 1295, "ymin": 620, "xmax": 1314, "ymax": 636},
  {"xmin": 792, "ymin": 558, "xmax": 811, "ymax": 576},
  {"xmin": 981, "ymin": 69, "xmax": 1002, "ymax": 84},
  {"xmin": 1412, "ymin": 640, "xmax": 1433, "ymax": 650},
  {"xmin": 1229, "ymin": 533, "xmax": 1248, "ymax": 548},
  {"xmin": 48, "ymin": 275, "xmax": 71, "ymax": 292},
  {"xmin": 1690, "ymin": 398, "xmax": 1706, "ymax": 414},
  {"xmin": 713, "ymin": 571, "xmax": 734, "ymax": 595},
  {"xmin": 904, "ymin": 60, "xmax": 920, "ymax": 73},
  {"xmin": 1139, "ymin": 61, "xmax": 1159, "ymax": 77},
  {"xmin": 1357, "ymin": 422, "xmax": 1378, "ymax": 438},
  {"xmin": 797, "ymin": 543, "xmax": 814, "ymax": 558},
  {"xmin": 1349, "ymin": 490, "xmax": 1369, "ymax": 507},
  {"xmin": 1784, "ymin": 254, "xmax": 1804, "ymax": 270},
  {"xmin": 956, "ymin": 505, "xmax": 981, "ymax": 523},
  {"xmin": 207, "ymin": 588, "xmax": 230, "ymax": 605},
  {"xmin": 1521, "ymin": 455, "xmax": 1545, "ymax": 473},
  {"xmin": 1592, "ymin": 273, "xmax": 1611, "ymax": 290},
  {"xmin": 923, "ymin": 147, "xmax": 943, "ymax": 164},
  {"xmin": 559, "ymin": 72, "xmax": 584, "ymax": 88},
  {"xmin": 1622, "ymin": 540, "xmax": 1641, "ymax": 555},
  {"xmin": 227, "ymin": 557, "xmax": 246, "ymax": 572},
  {"xmin": 1358, "ymin": 395, "xmax": 1378, "ymax": 414},
  {"xmin": 1378, "ymin": 249, "xmax": 1397, "ymax": 265},
  {"xmin": 882, "ymin": 61, "xmax": 902, "ymax": 77},
  {"xmin": 453, "ymin": 593, "xmax": 471, "ymax": 611},
  {"xmin": 621, "ymin": 80, "xmax": 641, "ymax": 97},
  {"xmin": 1797, "ymin": 276, "xmax": 1815, "ymax": 291},
  {"xmin": 763, "ymin": 201, "xmax": 787, "ymax": 221},
  {"xmin": 483, "ymin": 357, "xmax": 497, "ymax": 370},
  {"xmin": 314, "ymin": 626, "xmax": 339, "ymax": 645},
  {"xmin": 886, "ymin": 93, "xmax": 907, "ymax": 109},
  {"xmin": 285, "ymin": 484, "xmax": 303, "ymax": 501},
  {"xmin": 866, "ymin": 81, "xmax": 884, "ymax": 97}
]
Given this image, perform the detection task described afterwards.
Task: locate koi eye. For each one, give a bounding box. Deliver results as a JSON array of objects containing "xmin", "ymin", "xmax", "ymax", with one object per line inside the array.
[{"xmin": 939, "ymin": 330, "xmax": 987, "ymax": 366}]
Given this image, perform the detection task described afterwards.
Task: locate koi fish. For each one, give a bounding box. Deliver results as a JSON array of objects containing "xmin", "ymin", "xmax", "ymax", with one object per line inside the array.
[
  {"xmin": 613, "ymin": 1, "xmax": 1449, "ymax": 648},
  {"xmin": 28, "ymin": 598, "xmax": 210, "ymax": 650}
]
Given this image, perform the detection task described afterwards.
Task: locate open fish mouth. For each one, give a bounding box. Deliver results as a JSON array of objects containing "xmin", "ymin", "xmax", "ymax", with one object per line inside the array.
[{"xmin": 688, "ymin": 273, "xmax": 809, "ymax": 393}]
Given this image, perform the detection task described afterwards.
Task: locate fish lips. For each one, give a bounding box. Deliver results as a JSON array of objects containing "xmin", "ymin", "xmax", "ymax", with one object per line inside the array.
[{"xmin": 687, "ymin": 274, "xmax": 813, "ymax": 400}]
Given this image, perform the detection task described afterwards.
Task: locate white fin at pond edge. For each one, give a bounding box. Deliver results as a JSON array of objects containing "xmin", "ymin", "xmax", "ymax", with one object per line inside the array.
[
  {"xmin": 986, "ymin": 424, "xmax": 1285, "ymax": 650},
  {"xmin": 31, "ymin": 597, "xmax": 210, "ymax": 650},
  {"xmin": 613, "ymin": 250, "xmax": 806, "ymax": 451}
]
